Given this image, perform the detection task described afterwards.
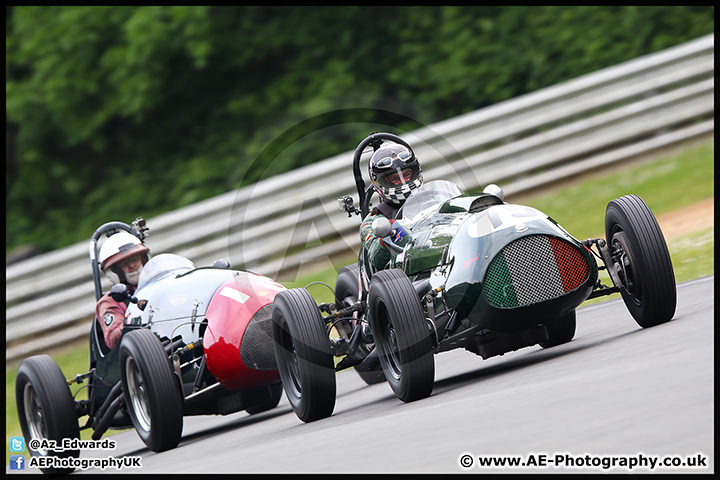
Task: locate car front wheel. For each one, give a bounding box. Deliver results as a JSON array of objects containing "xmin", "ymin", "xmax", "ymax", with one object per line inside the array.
[
  {"xmin": 605, "ymin": 195, "xmax": 676, "ymax": 328},
  {"xmin": 368, "ymin": 269, "xmax": 435, "ymax": 402},
  {"xmin": 16, "ymin": 355, "xmax": 81, "ymax": 475},
  {"xmin": 272, "ymin": 288, "xmax": 336, "ymax": 422},
  {"xmin": 120, "ymin": 328, "xmax": 183, "ymax": 452}
]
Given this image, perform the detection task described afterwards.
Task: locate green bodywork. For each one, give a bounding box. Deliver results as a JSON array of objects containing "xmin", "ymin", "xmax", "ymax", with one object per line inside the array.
[{"xmin": 376, "ymin": 185, "xmax": 598, "ymax": 332}]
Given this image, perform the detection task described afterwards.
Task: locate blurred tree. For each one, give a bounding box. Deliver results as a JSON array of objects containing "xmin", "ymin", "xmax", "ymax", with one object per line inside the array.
[{"xmin": 5, "ymin": 6, "xmax": 714, "ymax": 254}]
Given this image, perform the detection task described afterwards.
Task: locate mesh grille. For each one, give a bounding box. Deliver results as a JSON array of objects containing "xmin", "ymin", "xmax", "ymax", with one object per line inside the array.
[
  {"xmin": 483, "ymin": 235, "xmax": 589, "ymax": 308},
  {"xmin": 547, "ymin": 237, "xmax": 590, "ymax": 292},
  {"xmin": 240, "ymin": 304, "xmax": 277, "ymax": 370}
]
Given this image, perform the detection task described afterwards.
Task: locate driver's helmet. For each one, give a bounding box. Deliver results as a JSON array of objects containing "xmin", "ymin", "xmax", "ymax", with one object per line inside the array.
[
  {"xmin": 368, "ymin": 142, "xmax": 423, "ymax": 206},
  {"xmin": 99, "ymin": 231, "xmax": 150, "ymax": 286}
]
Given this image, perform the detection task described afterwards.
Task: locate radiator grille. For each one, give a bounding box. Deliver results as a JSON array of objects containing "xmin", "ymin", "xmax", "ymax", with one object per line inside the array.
[
  {"xmin": 483, "ymin": 235, "xmax": 589, "ymax": 308},
  {"xmin": 240, "ymin": 304, "xmax": 277, "ymax": 370}
]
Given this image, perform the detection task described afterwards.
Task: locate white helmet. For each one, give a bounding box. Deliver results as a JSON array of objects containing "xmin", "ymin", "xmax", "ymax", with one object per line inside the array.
[{"xmin": 99, "ymin": 232, "xmax": 150, "ymax": 286}]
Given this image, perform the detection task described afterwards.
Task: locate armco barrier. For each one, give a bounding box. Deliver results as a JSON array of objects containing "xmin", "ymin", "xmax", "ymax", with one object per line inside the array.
[{"xmin": 6, "ymin": 34, "xmax": 714, "ymax": 362}]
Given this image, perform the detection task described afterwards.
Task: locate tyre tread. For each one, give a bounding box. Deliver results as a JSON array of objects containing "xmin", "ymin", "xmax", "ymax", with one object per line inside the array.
[
  {"xmin": 15, "ymin": 355, "xmax": 80, "ymax": 474},
  {"xmin": 605, "ymin": 195, "xmax": 676, "ymax": 327},
  {"xmin": 369, "ymin": 269, "xmax": 434, "ymax": 402},
  {"xmin": 273, "ymin": 288, "xmax": 336, "ymax": 422},
  {"xmin": 120, "ymin": 329, "xmax": 183, "ymax": 452}
]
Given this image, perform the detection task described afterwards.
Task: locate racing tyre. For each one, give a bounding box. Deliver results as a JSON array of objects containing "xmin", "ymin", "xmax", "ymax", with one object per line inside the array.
[
  {"xmin": 16, "ymin": 355, "xmax": 80, "ymax": 475},
  {"xmin": 335, "ymin": 264, "xmax": 385, "ymax": 385},
  {"xmin": 539, "ymin": 310, "xmax": 576, "ymax": 348},
  {"xmin": 605, "ymin": 195, "xmax": 676, "ymax": 328},
  {"xmin": 120, "ymin": 329, "xmax": 183, "ymax": 452},
  {"xmin": 335, "ymin": 263, "xmax": 361, "ymax": 308},
  {"xmin": 368, "ymin": 269, "xmax": 435, "ymax": 402},
  {"xmin": 244, "ymin": 382, "xmax": 283, "ymax": 415},
  {"xmin": 272, "ymin": 288, "xmax": 336, "ymax": 422}
]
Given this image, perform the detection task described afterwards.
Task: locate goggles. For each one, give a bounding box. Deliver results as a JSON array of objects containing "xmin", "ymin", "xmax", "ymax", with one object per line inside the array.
[
  {"xmin": 118, "ymin": 253, "xmax": 143, "ymax": 269},
  {"xmin": 375, "ymin": 150, "xmax": 412, "ymax": 169}
]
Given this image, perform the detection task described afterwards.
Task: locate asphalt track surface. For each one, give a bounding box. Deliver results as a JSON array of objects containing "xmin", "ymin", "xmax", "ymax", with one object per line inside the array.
[{"xmin": 61, "ymin": 276, "xmax": 713, "ymax": 474}]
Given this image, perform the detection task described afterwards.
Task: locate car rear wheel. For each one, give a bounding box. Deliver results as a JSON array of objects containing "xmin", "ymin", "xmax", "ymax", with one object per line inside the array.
[
  {"xmin": 368, "ymin": 269, "xmax": 435, "ymax": 402},
  {"xmin": 539, "ymin": 310, "xmax": 576, "ymax": 348},
  {"xmin": 605, "ymin": 195, "xmax": 676, "ymax": 328},
  {"xmin": 335, "ymin": 263, "xmax": 386, "ymax": 385},
  {"xmin": 272, "ymin": 288, "xmax": 336, "ymax": 422},
  {"xmin": 16, "ymin": 355, "xmax": 80, "ymax": 475},
  {"xmin": 120, "ymin": 329, "xmax": 183, "ymax": 452}
]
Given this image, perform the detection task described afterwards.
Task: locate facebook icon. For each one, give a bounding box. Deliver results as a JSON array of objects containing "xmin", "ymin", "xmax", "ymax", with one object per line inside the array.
[{"xmin": 9, "ymin": 455, "xmax": 25, "ymax": 470}]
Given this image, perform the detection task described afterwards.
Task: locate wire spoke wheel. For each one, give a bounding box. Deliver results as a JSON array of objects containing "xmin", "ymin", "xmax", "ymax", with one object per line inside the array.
[
  {"xmin": 124, "ymin": 356, "xmax": 152, "ymax": 433},
  {"xmin": 15, "ymin": 355, "xmax": 80, "ymax": 475},
  {"xmin": 119, "ymin": 329, "xmax": 183, "ymax": 452},
  {"xmin": 22, "ymin": 384, "xmax": 49, "ymax": 454}
]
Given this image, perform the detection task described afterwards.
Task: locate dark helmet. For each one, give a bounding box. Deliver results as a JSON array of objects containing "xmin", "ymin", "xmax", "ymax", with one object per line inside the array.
[{"xmin": 368, "ymin": 142, "xmax": 423, "ymax": 205}]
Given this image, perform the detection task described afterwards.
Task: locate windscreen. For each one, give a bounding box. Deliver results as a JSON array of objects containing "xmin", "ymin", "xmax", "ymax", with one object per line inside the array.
[
  {"xmin": 137, "ymin": 253, "xmax": 196, "ymax": 290},
  {"xmin": 398, "ymin": 180, "xmax": 463, "ymax": 222}
]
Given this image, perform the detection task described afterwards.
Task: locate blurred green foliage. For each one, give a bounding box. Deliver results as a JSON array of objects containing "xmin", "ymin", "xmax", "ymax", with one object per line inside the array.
[{"xmin": 6, "ymin": 6, "xmax": 714, "ymax": 254}]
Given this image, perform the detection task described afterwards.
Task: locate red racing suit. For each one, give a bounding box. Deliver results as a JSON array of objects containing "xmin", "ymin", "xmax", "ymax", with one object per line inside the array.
[{"xmin": 95, "ymin": 290, "xmax": 132, "ymax": 350}]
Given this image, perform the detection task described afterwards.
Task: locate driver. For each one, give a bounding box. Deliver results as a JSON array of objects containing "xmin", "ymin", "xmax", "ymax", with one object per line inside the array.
[
  {"xmin": 95, "ymin": 232, "xmax": 150, "ymax": 349},
  {"xmin": 360, "ymin": 140, "xmax": 423, "ymax": 270}
]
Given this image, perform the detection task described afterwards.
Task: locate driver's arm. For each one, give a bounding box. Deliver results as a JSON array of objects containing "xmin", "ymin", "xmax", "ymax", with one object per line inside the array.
[
  {"xmin": 360, "ymin": 213, "xmax": 392, "ymax": 270},
  {"xmin": 95, "ymin": 294, "xmax": 127, "ymax": 349}
]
